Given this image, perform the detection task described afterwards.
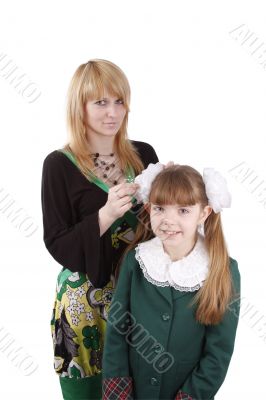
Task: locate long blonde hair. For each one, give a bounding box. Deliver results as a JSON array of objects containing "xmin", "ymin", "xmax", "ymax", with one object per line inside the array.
[
  {"xmin": 64, "ymin": 59, "xmax": 144, "ymax": 178},
  {"xmin": 124, "ymin": 165, "xmax": 234, "ymax": 325}
]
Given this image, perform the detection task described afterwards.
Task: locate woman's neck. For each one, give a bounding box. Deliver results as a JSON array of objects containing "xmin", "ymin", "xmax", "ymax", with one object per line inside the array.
[{"xmin": 86, "ymin": 133, "xmax": 115, "ymax": 155}]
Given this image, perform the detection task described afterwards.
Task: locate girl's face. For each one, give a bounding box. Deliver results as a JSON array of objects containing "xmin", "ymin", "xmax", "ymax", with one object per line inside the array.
[
  {"xmin": 84, "ymin": 92, "xmax": 126, "ymax": 140},
  {"xmin": 150, "ymin": 203, "xmax": 211, "ymax": 258}
]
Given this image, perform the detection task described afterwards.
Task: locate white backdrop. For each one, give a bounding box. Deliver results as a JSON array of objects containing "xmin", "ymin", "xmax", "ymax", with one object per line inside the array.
[{"xmin": 0, "ymin": 0, "xmax": 265, "ymax": 398}]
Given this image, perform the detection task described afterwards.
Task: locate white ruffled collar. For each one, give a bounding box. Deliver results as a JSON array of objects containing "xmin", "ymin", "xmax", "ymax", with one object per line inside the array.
[{"xmin": 135, "ymin": 235, "xmax": 209, "ymax": 292}]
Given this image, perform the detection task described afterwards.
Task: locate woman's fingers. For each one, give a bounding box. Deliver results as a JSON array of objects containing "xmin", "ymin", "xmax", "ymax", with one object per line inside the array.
[
  {"xmin": 106, "ymin": 182, "xmax": 139, "ymax": 218},
  {"xmin": 110, "ymin": 183, "xmax": 139, "ymax": 199},
  {"xmin": 119, "ymin": 199, "xmax": 134, "ymax": 213},
  {"xmin": 164, "ymin": 161, "xmax": 175, "ymax": 168}
]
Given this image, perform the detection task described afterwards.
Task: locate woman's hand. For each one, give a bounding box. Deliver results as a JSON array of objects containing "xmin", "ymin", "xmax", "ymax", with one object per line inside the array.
[
  {"xmin": 164, "ymin": 161, "xmax": 175, "ymax": 168},
  {"xmin": 98, "ymin": 182, "xmax": 139, "ymax": 236}
]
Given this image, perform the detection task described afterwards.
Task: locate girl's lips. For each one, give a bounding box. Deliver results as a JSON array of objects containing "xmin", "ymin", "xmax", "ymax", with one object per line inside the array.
[{"xmin": 160, "ymin": 229, "xmax": 181, "ymax": 235}]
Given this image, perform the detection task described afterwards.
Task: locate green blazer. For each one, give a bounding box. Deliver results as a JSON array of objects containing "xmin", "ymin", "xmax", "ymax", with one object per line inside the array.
[{"xmin": 103, "ymin": 248, "xmax": 241, "ymax": 400}]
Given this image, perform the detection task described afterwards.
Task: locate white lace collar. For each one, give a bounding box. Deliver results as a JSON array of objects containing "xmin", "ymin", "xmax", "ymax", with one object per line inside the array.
[{"xmin": 135, "ymin": 235, "xmax": 209, "ymax": 292}]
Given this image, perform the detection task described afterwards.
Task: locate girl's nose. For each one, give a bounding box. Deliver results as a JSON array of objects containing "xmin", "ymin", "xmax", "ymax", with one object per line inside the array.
[
  {"xmin": 162, "ymin": 220, "xmax": 177, "ymax": 226},
  {"xmin": 162, "ymin": 216, "xmax": 178, "ymax": 226},
  {"xmin": 161, "ymin": 210, "xmax": 180, "ymax": 226}
]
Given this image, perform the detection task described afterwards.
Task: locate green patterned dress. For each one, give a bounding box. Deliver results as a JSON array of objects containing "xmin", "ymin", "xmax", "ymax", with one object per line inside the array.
[{"xmin": 50, "ymin": 151, "xmax": 138, "ymax": 400}]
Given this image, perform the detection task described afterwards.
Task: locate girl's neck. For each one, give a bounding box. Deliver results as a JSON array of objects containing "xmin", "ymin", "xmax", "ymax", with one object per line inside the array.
[{"xmin": 162, "ymin": 235, "xmax": 198, "ymax": 262}]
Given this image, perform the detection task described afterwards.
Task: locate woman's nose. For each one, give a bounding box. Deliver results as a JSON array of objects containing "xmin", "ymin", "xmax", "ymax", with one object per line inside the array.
[{"xmin": 106, "ymin": 105, "xmax": 117, "ymax": 118}]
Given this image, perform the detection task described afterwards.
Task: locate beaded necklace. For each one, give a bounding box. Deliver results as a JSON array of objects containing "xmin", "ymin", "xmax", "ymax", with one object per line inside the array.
[{"xmin": 90, "ymin": 152, "xmax": 123, "ymax": 185}]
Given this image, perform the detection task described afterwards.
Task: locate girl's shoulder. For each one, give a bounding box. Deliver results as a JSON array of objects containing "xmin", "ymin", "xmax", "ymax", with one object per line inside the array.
[
  {"xmin": 229, "ymin": 257, "xmax": 240, "ymax": 274},
  {"xmin": 229, "ymin": 257, "xmax": 240, "ymax": 292},
  {"xmin": 119, "ymin": 245, "xmax": 148, "ymax": 278},
  {"xmin": 122, "ymin": 247, "xmax": 139, "ymax": 269}
]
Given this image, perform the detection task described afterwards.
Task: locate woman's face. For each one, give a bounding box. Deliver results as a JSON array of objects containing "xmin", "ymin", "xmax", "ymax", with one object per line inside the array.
[{"xmin": 84, "ymin": 92, "xmax": 127, "ymax": 140}]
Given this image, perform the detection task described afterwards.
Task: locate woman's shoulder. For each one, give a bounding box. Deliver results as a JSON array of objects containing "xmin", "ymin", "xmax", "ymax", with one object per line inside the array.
[
  {"xmin": 131, "ymin": 139, "xmax": 155, "ymax": 151},
  {"xmin": 42, "ymin": 149, "xmax": 81, "ymax": 189},
  {"xmin": 43, "ymin": 149, "xmax": 67, "ymax": 167},
  {"xmin": 42, "ymin": 149, "xmax": 78, "ymax": 177},
  {"xmin": 130, "ymin": 140, "xmax": 158, "ymax": 164}
]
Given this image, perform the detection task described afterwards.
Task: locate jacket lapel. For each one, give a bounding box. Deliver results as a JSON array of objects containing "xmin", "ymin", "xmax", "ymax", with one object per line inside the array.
[
  {"xmin": 153, "ymin": 284, "xmax": 173, "ymax": 305},
  {"xmin": 151, "ymin": 284, "xmax": 191, "ymax": 305},
  {"xmin": 171, "ymin": 289, "xmax": 194, "ymax": 301}
]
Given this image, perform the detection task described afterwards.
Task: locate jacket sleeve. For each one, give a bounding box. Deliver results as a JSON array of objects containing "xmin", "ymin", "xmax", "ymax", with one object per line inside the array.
[
  {"xmin": 102, "ymin": 251, "xmax": 135, "ymax": 399},
  {"xmin": 177, "ymin": 259, "xmax": 241, "ymax": 400},
  {"xmin": 41, "ymin": 153, "xmax": 107, "ymax": 285}
]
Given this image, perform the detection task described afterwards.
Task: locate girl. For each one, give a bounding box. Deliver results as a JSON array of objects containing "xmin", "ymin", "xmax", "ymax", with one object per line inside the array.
[
  {"xmin": 102, "ymin": 163, "xmax": 240, "ymax": 400},
  {"xmin": 41, "ymin": 59, "xmax": 158, "ymax": 400}
]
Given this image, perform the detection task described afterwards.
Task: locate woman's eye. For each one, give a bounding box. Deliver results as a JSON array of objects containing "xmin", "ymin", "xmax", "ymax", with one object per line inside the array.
[
  {"xmin": 116, "ymin": 99, "xmax": 124, "ymax": 104},
  {"xmin": 95, "ymin": 100, "xmax": 106, "ymax": 106}
]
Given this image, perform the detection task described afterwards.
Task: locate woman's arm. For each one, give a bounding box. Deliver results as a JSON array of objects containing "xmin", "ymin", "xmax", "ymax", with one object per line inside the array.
[
  {"xmin": 41, "ymin": 152, "xmax": 111, "ymax": 286},
  {"xmin": 176, "ymin": 259, "xmax": 241, "ymax": 400}
]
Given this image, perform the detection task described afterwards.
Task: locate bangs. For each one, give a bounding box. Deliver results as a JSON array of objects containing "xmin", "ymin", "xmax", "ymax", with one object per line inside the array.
[
  {"xmin": 82, "ymin": 63, "xmax": 130, "ymax": 110},
  {"xmin": 149, "ymin": 168, "xmax": 203, "ymax": 206}
]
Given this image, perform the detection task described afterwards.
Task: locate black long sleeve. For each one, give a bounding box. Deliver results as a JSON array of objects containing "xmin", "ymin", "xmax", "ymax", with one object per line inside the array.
[{"xmin": 41, "ymin": 140, "xmax": 159, "ymax": 287}]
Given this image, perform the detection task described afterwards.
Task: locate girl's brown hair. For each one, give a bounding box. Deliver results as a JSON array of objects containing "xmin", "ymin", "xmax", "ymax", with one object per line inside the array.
[
  {"xmin": 64, "ymin": 59, "xmax": 144, "ymax": 178},
  {"xmin": 124, "ymin": 165, "xmax": 234, "ymax": 325}
]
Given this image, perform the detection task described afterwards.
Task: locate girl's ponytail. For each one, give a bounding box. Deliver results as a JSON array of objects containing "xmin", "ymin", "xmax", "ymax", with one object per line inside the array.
[{"xmin": 193, "ymin": 212, "xmax": 232, "ymax": 325}]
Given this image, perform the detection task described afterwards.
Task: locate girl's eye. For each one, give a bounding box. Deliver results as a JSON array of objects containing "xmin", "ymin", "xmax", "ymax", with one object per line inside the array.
[
  {"xmin": 153, "ymin": 205, "xmax": 163, "ymax": 212},
  {"xmin": 179, "ymin": 208, "xmax": 189, "ymax": 214},
  {"xmin": 116, "ymin": 99, "xmax": 124, "ymax": 104}
]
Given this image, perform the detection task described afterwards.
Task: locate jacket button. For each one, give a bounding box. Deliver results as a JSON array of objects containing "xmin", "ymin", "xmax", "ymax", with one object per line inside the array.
[
  {"xmin": 162, "ymin": 313, "xmax": 170, "ymax": 321},
  {"xmin": 154, "ymin": 344, "xmax": 162, "ymax": 354},
  {"xmin": 150, "ymin": 377, "xmax": 159, "ymax": 386}
]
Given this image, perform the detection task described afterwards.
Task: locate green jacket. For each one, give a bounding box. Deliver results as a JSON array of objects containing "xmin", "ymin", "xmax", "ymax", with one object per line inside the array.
[{"xmin": 103, "ymin": 248, "xmax": 241, "ymax": 400}]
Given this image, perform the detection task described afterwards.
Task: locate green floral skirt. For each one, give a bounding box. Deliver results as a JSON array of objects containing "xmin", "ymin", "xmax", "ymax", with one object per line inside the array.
[{"xmin": 51, "ymin": 269, "xmax": 115, "ymax": 400}]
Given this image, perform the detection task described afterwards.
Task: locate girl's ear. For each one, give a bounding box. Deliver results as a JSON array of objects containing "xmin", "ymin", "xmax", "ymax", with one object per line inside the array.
[{"xmin": 199, "ymin": 205, "xmax": 212, "ymax": 224}]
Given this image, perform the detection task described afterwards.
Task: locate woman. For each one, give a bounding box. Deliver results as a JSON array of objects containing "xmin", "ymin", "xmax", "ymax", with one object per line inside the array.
[{"xmin": 41, "ymin": 59, "xmax": 159, "ymax": 400}]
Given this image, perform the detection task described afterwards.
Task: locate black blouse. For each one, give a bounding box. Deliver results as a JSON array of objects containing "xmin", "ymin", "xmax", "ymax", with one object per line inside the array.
[{"xmin": 41, "ymin": 140, "xmax": 158, "ymax": 288}]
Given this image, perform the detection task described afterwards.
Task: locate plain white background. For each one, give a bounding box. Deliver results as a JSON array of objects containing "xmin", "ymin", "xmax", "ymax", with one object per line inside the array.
[{"xmin": 0, "ymin": 0, "xmax": 266, "ymax": 398}]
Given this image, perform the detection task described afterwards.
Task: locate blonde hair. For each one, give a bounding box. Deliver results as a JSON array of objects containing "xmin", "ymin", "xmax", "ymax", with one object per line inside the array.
[
  {"xmin": 64, "ymin": 59, "xmax": 144, "ymax": 178},
  {"xmin": 124, "ymin": 165, "xmax": 234, "ymax": 325}
]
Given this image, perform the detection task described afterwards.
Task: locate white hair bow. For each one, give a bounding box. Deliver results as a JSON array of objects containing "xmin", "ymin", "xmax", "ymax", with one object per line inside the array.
[
  {"xmin": 202, "ymin": 168, "xmax": 231, "ymax": 213},
  {"xmin": 134, "ymin": 162, "xmax": 164, "ymax": 204},
  {"xmin": 134, "ymin": 163, "xmax": 231, "ymax": 213}
]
